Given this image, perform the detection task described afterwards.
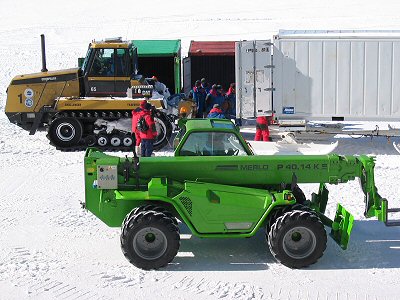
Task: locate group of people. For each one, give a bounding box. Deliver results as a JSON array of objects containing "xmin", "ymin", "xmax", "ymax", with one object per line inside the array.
[
  {"xmin": 131, "ymin": 100, "xmax": 158, "ymax": 157},
  {"xmin": 191, "ymin": 78, "xmax": 270, "ymax": 142},
  {"xmin": 190, "ymin": 78, "xmax": 236, "ymax": 119},
  {"xmin": 130, "ymin": 79, "xmax": 270, "ymax": 157}
]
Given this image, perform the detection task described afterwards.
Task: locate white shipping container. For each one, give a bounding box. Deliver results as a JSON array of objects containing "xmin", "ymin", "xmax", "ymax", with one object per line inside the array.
[{"xmin": 273, "ymin": 30, "xmax": 400, "ymax": 120}]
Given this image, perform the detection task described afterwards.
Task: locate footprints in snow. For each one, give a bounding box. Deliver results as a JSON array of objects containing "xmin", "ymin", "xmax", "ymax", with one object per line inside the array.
[
  {"xmin": 174, "ymin": 276, "xmax": 264, "ymax": 299},
  {"xmin": 0, "ymin": 247, "xmax": 107, "ymax": 300}
]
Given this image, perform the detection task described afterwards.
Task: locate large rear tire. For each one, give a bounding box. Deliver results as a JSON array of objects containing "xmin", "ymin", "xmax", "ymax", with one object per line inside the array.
[
  {"xmin": 266, "ymin": 203, "xmax": 313, "ymax": 234},
  {"xmin": 153, "ymin": 111, "xmax": 172, "ymax": 151},
  {"xmin": 48, "ymin": 117, "xmax": 82, "ymax": 147},
  {"xmin": 121, "ymin": 210, "xmax": 180, "ymax": 270},
  {"xmin": 268, "ymin": 210, "xmax": 327, "ymax": 268}
]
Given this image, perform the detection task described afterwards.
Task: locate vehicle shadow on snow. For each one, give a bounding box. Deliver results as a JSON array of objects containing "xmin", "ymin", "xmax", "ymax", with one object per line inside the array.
[
  {"xmin": 170, "ymin": 221, "xmax": 400, "ymax": 271},
  {"xmin": 334, "ymin": 136, "xmax": 400, "ymax": 156},
  {"xmin": 169, "ymin": 225, "xmax": 274, "ymax": 271},
  {"xmin": 312, "ymin": 220, "xmax": 400, "ymax": 270}
]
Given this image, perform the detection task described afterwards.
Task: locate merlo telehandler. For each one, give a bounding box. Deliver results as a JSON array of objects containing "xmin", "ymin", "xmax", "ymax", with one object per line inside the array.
[{"xmin": 84, "ymin": 119, "xmax": 400, "ymax": 269}]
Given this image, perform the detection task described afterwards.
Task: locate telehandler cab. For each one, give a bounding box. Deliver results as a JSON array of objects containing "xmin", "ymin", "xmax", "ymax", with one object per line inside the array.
[{"xmin": 84, "ymin": 119, "xmax": 400, "ymax": 269}]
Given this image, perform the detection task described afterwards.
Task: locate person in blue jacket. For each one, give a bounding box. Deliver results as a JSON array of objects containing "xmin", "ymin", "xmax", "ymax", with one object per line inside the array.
[
  {"xmin": 206, "ymin": 85, "xmax": 225, "ymax": 114},
  {"xmin": 192, "ymin": 80, "xmax": 207, "ymax": 118},
  {"xmin": 207, "ymin": 104, "xmax": 226, "ymax": 119}
]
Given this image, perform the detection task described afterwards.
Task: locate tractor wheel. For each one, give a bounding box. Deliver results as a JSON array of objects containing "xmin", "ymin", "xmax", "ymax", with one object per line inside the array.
[
  {"xmin": 120, "ymin": 210, "xmax": 180, "ymax": 270},
  {"xmin": 48, "ymin": 117, "xmax": 82, "ymax": 147},
  {"xmin": 268, "ymin": 210, "xmax": 327, "ymax": 268},
  {"xmin": 153, "ymin": 112, "xmax": 172, "ymax": 151}
]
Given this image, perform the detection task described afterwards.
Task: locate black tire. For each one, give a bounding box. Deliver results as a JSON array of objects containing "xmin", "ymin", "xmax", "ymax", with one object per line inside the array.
[
  {"xmin": 120, "ymin": 210, "xmax": 180, "ymax": 270},
  {"xmin": 266, "ymin": 203, "xmax": 313, "ymax": 234},
  {"xmin": 122, "ymin": 205, "xmax": 178, "ymax": 227},
  {"xmin": 268, "ymin": 210, "xmax": 327, "ymax": 268},
  {"xmin": 153, "ymin": 111, "xmax": 172, "ymax": 151},
  {"xmin": 48, "ymin": 117, "xmax": 82, "ymax": 147}
]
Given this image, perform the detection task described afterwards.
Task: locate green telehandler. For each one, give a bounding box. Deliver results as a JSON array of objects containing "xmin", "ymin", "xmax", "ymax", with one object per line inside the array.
[{"xmin": 83, "ymin": 118, "xmax": 400, "ymax": 270}]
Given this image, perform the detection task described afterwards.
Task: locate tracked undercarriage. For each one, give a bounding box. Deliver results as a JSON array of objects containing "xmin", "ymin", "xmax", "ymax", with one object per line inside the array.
[{"xmin": 46, "ymin": 106, "xmax": 172, "ymax": 151}]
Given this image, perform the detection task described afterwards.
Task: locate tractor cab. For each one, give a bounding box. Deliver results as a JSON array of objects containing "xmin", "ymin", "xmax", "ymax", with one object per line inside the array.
[{"xmin": 80, "ymin": 38, "xmax": 150, "ymax": 97}]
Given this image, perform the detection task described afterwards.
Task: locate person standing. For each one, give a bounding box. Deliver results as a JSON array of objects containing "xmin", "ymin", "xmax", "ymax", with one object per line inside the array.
[
  {"xmin": 138, "ymin": 103, "xmax": 158, "ymax": 157},
  {"xmin": 205, "ymin": 84, "xmax": 224, "ymax": 114},
  {"xmin": 255, "ymin": 116, "xmax": 270, "ymax": 142},
  {"xmin": 224, "ymin": 83, "xmax": 236, "ymax": 118},
  {"xmin": 192, "ymin": 80, "xmax": 207, "ymax": 118},
  {"xmin": 201, "ymin": 78, "xmax": 210, "ymax": 94},
  {"xmin": 131, "ymin": 100, "xmax": 147, "ymax": 155}
]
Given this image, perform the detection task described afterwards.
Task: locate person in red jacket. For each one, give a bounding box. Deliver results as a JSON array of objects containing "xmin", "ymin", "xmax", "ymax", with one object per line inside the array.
[
  {"xmin": 138, "ymin": 103, "xmax": 158, "ymax": 157},
  {"xmin": 132, "ymin": 100, "xmax": 147, "ymax": 155},
  {"xmin": 255, "ymin": 116, "xmax": 270, "ymax": 141}
]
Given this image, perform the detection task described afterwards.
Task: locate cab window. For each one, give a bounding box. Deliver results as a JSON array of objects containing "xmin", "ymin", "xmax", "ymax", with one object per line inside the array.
[
  {"xmin": 179, "ymin": 132, "xmax": 248, "ymax": 156},
  {"xmin": 115, "ymin": 49, "xmax": 130, "ymax": 76},
  {"xmin": 89, "ymin": 49, "xmax": 114, "ymax": 76}
]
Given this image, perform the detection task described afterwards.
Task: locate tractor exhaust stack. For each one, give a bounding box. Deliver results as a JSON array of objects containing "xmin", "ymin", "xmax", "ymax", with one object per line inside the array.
[{"xmin": 40, "ymin": 34, "xmax": 48, "ymax": 72}]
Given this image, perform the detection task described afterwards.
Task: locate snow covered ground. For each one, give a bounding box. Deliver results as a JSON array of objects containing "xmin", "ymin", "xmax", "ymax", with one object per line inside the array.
[{"xmin": 1, "ymin": 1, "xmax": 400, "ymax": 299}]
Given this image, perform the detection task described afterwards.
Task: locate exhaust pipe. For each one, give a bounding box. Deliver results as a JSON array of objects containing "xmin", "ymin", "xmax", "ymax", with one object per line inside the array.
[{"xmin": 40, "ymin": 34, "xmax": 48, "ymax": 72}]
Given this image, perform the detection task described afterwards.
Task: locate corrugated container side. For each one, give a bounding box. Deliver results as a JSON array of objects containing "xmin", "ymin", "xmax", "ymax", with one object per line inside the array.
[{"xmin": 273, "ymin": 33, "xmax": 400, "ymax": 120}]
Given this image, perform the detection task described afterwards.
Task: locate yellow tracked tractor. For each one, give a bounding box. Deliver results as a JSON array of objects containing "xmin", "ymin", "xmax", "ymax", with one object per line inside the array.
[{"xmin": 5, "ymin": 35, "xmax": 172, "ymax": 151}]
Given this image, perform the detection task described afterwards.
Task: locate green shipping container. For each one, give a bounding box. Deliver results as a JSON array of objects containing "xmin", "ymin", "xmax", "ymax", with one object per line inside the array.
[{"xmin": 132, "ymin": 40, "xmax": 181, "ymax": 94}]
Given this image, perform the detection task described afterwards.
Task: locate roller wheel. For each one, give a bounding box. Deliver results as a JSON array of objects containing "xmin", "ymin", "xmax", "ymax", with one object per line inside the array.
[
  {"xmin": 85, "ymin": 135, "xmax": 97, "ymax": 146},
  {"xmin": 110, "ymin": 135, "xmax": 122, "ymax": 147},
  {"xmin": 97, "ymin": 134, "xmax": 109, "ymax": 147},
  {"xmin": 48, "ymin": 117, "xmax": 82, "ymax": 147},
  {"xmin": 122, "ymin": 134, "xmax": 134, "ymax": 147},
  {"xmin": 120, "ymin": 210, "xmax": 180, "ymax": 270},
  {"xmin": 268, "ymin": 210, "xmax": 327, "ymax": 268}
]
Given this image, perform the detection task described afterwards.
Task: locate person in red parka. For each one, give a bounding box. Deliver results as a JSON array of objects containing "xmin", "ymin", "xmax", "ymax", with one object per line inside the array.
[
  {"xmin": 132, "ymin": 100, "xmax": 147, "ymax": 155},
  {"xmin": 138, "ymin": 103, "xmax": 158, "ymax": 157},
  {"xmin": 255, "ymin": 116, "xmax": 270, "ymax": 141}
]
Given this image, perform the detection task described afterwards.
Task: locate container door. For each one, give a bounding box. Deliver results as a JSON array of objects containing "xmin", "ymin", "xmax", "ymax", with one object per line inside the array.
[
  {"xmin": 235, "ymin": 41, "xmax": 273, "ymax": 118},
  {"xmin": 254, "ymin": 41, "xmax": 273, "ymax": 116},
  {"xmin": 183, "ymin": 57, "xmax": 191, "ymax": 95}
]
